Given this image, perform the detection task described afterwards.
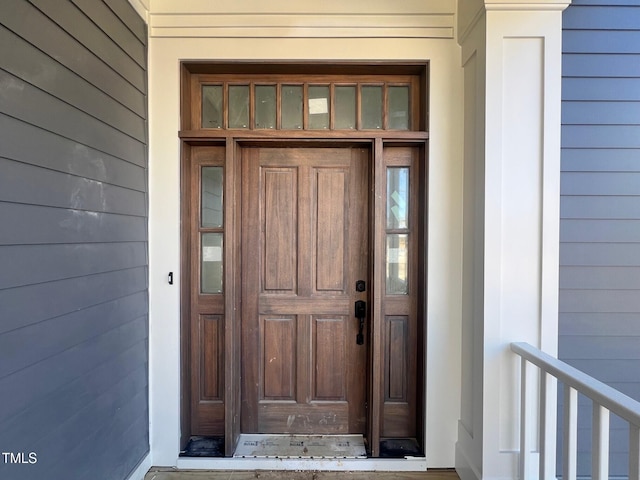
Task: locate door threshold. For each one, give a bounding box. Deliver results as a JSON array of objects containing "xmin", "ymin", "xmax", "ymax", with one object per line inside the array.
[
  {"xmin": 176, "ymin": 456, "xmax": 429, "ymax": 471},
  {"xmin": 234, "ymin": 434, "xmax": 366, "ymax": 458}
]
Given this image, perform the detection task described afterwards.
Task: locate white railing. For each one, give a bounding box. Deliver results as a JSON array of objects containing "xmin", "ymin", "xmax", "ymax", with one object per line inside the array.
[{"xmin": 511, "ymin": 342, "xmax": 640, "ymax": 480}]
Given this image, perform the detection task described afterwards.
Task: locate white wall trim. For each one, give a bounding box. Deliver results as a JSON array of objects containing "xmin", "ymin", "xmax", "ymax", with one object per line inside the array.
[
  {"xmin": 125, "ymin": 453, "xmax": 153, "ymax": 480},
  {"xmin": 484, "ymin": 2, "xmax": 570, "ymax": 10},
  {"xmin": 149, "ymin": 14, "xmax": 454, "ymax": 39},
  {"xmin": 148, "ymin": 34, "xmax": 463, "ymax": 469}
]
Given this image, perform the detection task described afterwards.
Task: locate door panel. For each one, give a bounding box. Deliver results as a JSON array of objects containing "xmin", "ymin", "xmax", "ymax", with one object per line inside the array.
[{"xmin": 242, "ymin": 146, "xmax": 369, "ymax": 434}]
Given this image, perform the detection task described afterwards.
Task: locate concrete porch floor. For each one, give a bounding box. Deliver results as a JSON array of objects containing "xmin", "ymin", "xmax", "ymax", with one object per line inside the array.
[{"xmin": 145, "ymin": 468, "xmax": 460, "ymax": 480}]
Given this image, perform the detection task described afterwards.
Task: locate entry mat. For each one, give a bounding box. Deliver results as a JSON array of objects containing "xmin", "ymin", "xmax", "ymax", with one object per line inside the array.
[{"xmin": 234, "ymin": 434, "xmax": 367, "ymax": 458}]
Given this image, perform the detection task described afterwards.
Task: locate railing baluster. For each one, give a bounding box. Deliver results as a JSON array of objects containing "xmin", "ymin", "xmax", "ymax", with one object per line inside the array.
[
  {"xmin": 592, "ymin": 403, "xmax": 609, "ymax": 480},
  {"xmin": 563, "ymin": 385, "xmax": 578, "ymax": 480},
  {"xmin": 539, "ymin": 371, "xmax": 557, "ymax": 480},
  {"xmin": 631, "ymin": 424, "xmax": 640, "ymax": 480},
  {"xmin": 520, "ymin": 357, "xmax": 532, "ymax": 479},
  {"xmin": 512, "ymin": 343, "xmax": 640, "ymax": 480}
]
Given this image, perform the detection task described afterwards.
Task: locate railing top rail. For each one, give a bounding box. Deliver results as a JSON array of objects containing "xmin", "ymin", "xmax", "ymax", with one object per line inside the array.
[{"xmin": 511, "ymin": 342, "xmax": 640, "ymax": 427}]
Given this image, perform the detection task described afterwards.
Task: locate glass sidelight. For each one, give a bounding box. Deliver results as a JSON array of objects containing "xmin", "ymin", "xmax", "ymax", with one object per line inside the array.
[
  {"xmin": 386, "ymin": 167, "xmax": 410, "ymax": 295},
  {"xmin": 200, "ymin": 166, "xmax": 224, "ymax": 294}
]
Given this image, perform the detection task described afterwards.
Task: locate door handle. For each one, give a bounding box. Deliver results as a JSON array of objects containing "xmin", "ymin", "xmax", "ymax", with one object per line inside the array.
[{"xmin": 355, "ymin": 300, "xmax": 366, "ymax": 345}]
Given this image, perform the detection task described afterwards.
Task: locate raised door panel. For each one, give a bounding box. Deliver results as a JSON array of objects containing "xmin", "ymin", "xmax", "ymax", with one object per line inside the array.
[
  {"xmin": 261, "ymin": 316, "xmax": 297, "ymax": 400},
  {"xmin": 315, "ymin": 169, "xmax": 347, "ymax": 293},
  {"xmin": 263, "ymin": 169, "xmax": 298, "ymax": 293},
  {"xmin": 242, "ymin": 146, "xmax": 368, "ymax": 435}
]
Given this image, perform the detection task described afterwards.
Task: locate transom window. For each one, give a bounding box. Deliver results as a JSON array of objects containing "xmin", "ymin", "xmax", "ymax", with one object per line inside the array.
[{"xmin": 191, "ymin": 74, "xmax": 421, "ymax": 132}]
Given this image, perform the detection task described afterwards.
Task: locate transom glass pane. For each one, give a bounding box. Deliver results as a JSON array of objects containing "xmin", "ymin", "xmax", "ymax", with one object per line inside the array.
[
  {"xmin": 228, "ymin": 85, "xmax": 249, "ymax": 128},
  {"xmin": 282, "ymin": 85, "xmax": 303, "ymax": 129},
  {"xmin": 389, "ymin": 86, "xmax": 410, "ymax": 130},
  {"xmin": 255, "ymin": 85, "xmax": 276, "ymax": 129},
  {"xmin": 387, "ymin": 167, "xmax": 409, "ymax": 229},
  {"xmin": 386, "ymin": 234, "xmax": 408, "ymax": 295},
  {"xmin": 308, "ymin": 85, "xmax": 330, "ymax": 129},
  {"xmin": 202, "ymin": 85, "xmax": 223, "ymax": 128},
  {"xmin": 335, "ymin": 86, "xmax": 356, "ymax": 129},
  {"xmin": 202, "ymin": 233, "xmax": 223, "ymax": 294},
  {"xmin": 202, "ymin": 167, "xmax": 223, "ymax": 228},
  {"xmin": 361, "ymin": 86, "xmax": 382, "ymax": 129}
]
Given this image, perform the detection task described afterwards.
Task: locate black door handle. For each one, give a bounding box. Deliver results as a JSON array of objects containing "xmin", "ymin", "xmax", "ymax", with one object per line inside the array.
[{"xmin": 355, "ymin": 300, "xmax": 366, "ymax": 345}]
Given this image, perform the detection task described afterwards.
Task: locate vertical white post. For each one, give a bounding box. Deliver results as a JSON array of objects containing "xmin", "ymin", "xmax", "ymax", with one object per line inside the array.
[
  {"xmin": 563, "ymin": 385, "xmax": 578, "ymax": 480},
  {"xmin": 520, "ymin": 358, "xmax": 532, "ymax": 480},
  {"xmin": 592, "ymin": 404, "xmax": 609, "ymax": 480},
  {"xmin": 539, "ymin": 371, "xmax": 557, "ymax": 480},
  {"xmin": 630, "ymin": 424, "xmax": 640, "ymax": 480}
]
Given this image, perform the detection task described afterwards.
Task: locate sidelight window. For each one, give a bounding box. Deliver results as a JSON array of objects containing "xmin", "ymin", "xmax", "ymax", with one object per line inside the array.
[{"xmin": 200, "ymin": 166, "xmax": 224, "ymax": 294}]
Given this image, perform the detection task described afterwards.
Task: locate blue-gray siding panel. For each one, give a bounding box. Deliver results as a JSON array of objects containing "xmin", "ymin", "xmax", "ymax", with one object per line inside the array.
[
  {"xmin": 563, "ymin": 78, "xmax": 640, "ymax": 101},
  {"xmin": 0, "ymin": 158, "xmax": 146, "ymax": 216},
  {"xmin": 0, "ymin": 344, "xmax": 146, "ymax": 452},
  {"xmin": 562, "ymin": 196, "xmax": 640, "ymax": 218},
  {"xmin": 0, "ymin": 267, "xmax": 147, "ymax": 335},
  {"xmin": 560, "ymin": 243, "xmax": 640, "ymax": 265},
  {"xmin": 561, "ymin": 267, "xmax": 640, "ymax": 289},
  {"xmin": 70, "ymin": 0, "xmax": 146, "ymax": 67},
  {"xmin": 564, "ymin": 30, "xmax": 640, "ymax": 53},
  {"xmin": 564, "ymin": 6, "xmax": 640, "ymax": 29},
  {"xmin": 29, "ymin": 0, "xmax": 146, "ymax": 91},
  {"xmin": 561, "ymin": 313, "xmax": 640, "ymax": 336},
  {"xmin": 562, "ymin": 174, "xmax": 640, "ymax": 195},
  {"xmin": 0, "ymin": 69, "xmax": 145, "ymax": 163},
  {"xmin": 0, "ymin": 242, "xmax": 147, "ymax": 289},
  {"xmin": 563, "ymin": 53, "xmax": 640, "ymax": 77},
  {"xmin": 0, "ymin": 0, "xmax": 145, "ymax": 112},
  {"xmin": 562, "ymin": 101, "xmax": 640, "ymax": 125},
  {"xmin": 561, "ymin": 219, "xmax": 640, "ymax": 242},
  {"xmin": 0, "ymin": 1, "xmax": 148, "ymax": 480},
  {"xmin": 563, "ymin": 148, "xmax": 640, "ymax": 171},
  {"xmin": 560, "ymin": 0, "xmax": 640, "ymax": 476},
  {"xmin": 0, "ymin": 25, "xmax": 146, "ymax": 142},
  {"xmin": 0, "ymin": 316, "xmax": 147, "ymax": 424},
  {"xmin": 0, "ymin": 293, "xmax": 147, "ymax": 378},
  {"xmin": 0, "ymin": 114, "xmax": 145, "ymax": 191},
  {"xmin": 0, "ymin": 203, "xmax": 147, "ymax": 245},
  {"xmin": 103, "ymin": 0, "xmax": 147, "ymax": 42}
]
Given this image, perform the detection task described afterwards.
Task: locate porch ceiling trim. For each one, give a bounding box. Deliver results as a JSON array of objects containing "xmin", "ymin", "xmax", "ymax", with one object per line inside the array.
[{"xmin": 149, "ymin": 15, "xmax": 455, "ymax": 39}]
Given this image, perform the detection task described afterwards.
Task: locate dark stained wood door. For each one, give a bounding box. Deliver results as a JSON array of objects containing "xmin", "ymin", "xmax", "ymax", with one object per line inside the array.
[{"xmin": 241, "ymin": 146, "xmax": 369, "ymax": 434}]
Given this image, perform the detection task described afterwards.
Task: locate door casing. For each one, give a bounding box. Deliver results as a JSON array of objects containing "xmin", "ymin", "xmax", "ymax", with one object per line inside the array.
[{"xmin": 179, "ymin": 63, "xmax": 428, "ymax": 458}]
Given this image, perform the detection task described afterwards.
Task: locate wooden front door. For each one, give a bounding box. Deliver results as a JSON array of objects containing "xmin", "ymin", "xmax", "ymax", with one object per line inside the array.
[{"xmin": 241, "ymin": 146, "xmax": 369, "ymax": 434}]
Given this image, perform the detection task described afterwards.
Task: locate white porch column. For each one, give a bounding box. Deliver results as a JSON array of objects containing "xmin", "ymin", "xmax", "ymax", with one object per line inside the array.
[{"xmin": 456, "ymin": 1, "xmax": 570, "ymax": 479}]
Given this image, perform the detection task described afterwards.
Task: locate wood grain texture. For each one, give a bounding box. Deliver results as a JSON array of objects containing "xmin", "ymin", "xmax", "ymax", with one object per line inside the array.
[{"xmin": 242, "ymin": 146, "xmax": 368, "ymax": 435}]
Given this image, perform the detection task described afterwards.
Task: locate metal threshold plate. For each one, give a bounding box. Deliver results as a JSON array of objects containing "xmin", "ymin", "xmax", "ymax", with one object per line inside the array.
[{"xmin": 233, "ymin": 434, "xmax": 367, "ymax": 458}]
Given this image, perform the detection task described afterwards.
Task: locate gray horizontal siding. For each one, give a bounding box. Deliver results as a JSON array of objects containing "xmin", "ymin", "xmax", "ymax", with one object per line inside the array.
[
  {"xmin": 560, "ymin": 313, "xmax": 640, "ymax": 336},
  {"xmin": 562, "ymin": 101, "xmax": 640, "ymax": 125},
  {"xmin": 0, "ymin": 68, "xmax": 145, "ymax": 163},
  {"xmin": 0, "ymin": 2, "xmax": 148, "ymax": 480},
  {"xmin": 560, "ymin": 241, "xmax": 640, "ymax": 267},
  {"xmin": 563, "ymin": 53, "xmax": 640, "ymax": 77},
  {"xmin": 0, "ymin": 203, "xmax": 147, "ymax": 245},
  {"xmin": 1, "ymin": 0, "xmax": 145, "ymax": 114},
  {"xmin": 0, "ymin": 114, "xmax": 145, "ymax": 192},
  {"xmin": 563, "ymin": 148, "xmax": 640, "ymax": 171},
  {"xmin": 559, "ymin": 0, "xmax": 640, "ymax": 477}
]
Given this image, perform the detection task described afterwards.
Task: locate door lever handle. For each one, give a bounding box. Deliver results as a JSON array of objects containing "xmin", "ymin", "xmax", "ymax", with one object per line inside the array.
[{"xmin": 355, "ymin": 300, "xmax": 366, "ymax": 345}]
